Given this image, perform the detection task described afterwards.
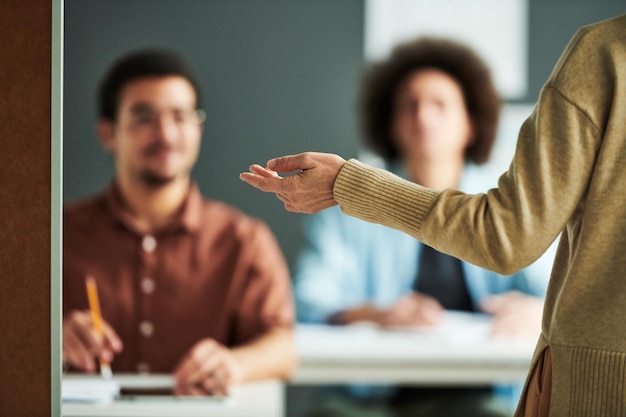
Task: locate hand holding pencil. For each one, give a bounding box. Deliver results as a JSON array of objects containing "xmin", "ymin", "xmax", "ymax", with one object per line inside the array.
[
  {"xmin": 62, "ymin": 275, "xmax": 123, "ymax": 375},
  {"xmin": 85, "ymin": 275, "xmax": 113, "ymax": 378}
]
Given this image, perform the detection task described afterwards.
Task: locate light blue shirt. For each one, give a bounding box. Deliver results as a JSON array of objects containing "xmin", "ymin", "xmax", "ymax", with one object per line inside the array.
[{"xmin": 294, "ymin": 164, "xmax": 549, "ymax": 323}]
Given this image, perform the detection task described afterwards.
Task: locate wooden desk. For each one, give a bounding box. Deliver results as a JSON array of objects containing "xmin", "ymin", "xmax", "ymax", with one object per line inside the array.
[
  {"xmin": 62, "ymin": 375, "xmax": 284, "ymax": 417},
  {"xmin": 291, "ymin": 313, "xmax": 538, "ymax": 386}
]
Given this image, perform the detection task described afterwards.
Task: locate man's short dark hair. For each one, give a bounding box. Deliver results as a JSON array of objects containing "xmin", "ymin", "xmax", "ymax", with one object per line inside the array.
[
  {"xmin": 360, "ymin": 37, "xmax": 500, "ymax": 164},
  {"xmin": 97, "ymin": 48, "xmax": 203, "ymax": 121}
]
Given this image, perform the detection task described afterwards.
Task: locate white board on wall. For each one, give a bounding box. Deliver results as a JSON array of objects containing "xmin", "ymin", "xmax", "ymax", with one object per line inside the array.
[{"xmin": 365, "ymin": 0, "xmax": 528, "ymax": 99}]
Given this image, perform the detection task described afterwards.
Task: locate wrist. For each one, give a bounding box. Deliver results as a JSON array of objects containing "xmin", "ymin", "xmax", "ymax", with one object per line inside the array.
[{"xmin": 228, "ymin": 348, "xmax": 249, "ymax": 383}]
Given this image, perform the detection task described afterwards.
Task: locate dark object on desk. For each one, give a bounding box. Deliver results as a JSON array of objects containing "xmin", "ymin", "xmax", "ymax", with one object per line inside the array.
[{"xmin": 119, "ymin": 387, "xmax": 228, "ymax": 402}]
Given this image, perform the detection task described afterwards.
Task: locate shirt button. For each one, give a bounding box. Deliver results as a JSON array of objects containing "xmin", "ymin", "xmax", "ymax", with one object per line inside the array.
[
  {"xmin": 142, "ymin": 235, "xmax": 157, "ymax": 253},
  {"xmin": 136, "ymin": 362, "xmax": 150, "ymax": 374},
  {"xmin": 139, "ymin": 320, "xmax": 154, "ymax": 337},
  {"xmin": 141, "ymin": 277, "xmax": 155, "ymax": 294}
]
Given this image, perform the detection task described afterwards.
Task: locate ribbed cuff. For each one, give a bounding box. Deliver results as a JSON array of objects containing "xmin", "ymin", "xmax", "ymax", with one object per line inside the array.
[{"xmin": 333, "ymin": 159, "xmax": 439, "ymax": 240}]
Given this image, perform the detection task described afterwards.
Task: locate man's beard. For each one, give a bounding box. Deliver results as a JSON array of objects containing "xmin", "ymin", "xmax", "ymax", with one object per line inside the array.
[
  {"xmin": 139, "ymin": 170, "xmax": 177, "ymax": 188},
  {"xmin": 138, "ymin": 143, "xmax": 185, "ymax": 187}
]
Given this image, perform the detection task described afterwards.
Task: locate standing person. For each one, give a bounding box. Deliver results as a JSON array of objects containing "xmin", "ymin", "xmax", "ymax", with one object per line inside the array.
[
  {"xmin": 293, "ymin": 37, "xmax": 547, "ymax": 417},
  {"xmin": 241, "ymin": 14, "xmax": 626, "ymax": 417},
  {"xmin": 63, "ymin": 48, "xmax": 296, "ymax": 395}
]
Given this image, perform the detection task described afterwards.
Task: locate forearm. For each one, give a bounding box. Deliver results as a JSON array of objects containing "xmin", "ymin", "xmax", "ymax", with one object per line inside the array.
[
  {"xmin": 230, "ymin": 327, "xmax": 297, "ymax": 382},
  {"xmin": 334, "ymin": 157, "xmax": 564, "ymax": 275}
]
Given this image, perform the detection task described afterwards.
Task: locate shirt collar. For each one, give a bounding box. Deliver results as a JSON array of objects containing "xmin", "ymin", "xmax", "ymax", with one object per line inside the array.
[{"xmin": 105, "ymin": 180, "xmax": 203, "ymax": 235}]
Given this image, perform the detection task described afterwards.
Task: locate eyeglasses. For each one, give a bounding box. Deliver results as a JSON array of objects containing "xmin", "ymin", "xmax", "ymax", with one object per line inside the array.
[{"xmin": 126, "ymin": 106, "xmax": 206, "ymax": 128}]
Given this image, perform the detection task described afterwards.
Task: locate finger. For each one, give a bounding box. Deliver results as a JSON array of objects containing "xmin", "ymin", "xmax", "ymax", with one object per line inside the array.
[
  {"xmin": 403, "ymin": 292, "xmax": 441, "ymax": 313},
  {"xmin": 173, "ymin": 356, "xmax": 200, "ymax": 385},
  {"xmin": 185, "ymin": 353, "xmax": 223, "ymax": 386},
  {"xmin": 383, "ymin": 295, "xmax": 413, "ymax": 317},
  {"xmin": 395, "ymin": 294, "xmax": 442, "ymax": 326},
  {"xmin": 64, "ymin": 311, "xmax": 121, "ymax": 370},
  {"xmin": 69, "ymin": 311, "xmax": 108, "ymax": 355},
  {"xmin": 491, "ymin": 306, "xmax": 529, "ymax": 331},
  {"xmin": 239, "ymin": 172, "xmax": 294, "ymax": 193},
  {"xmin": 379, "ymin": 303, "xmax": 413, "ymax": 326},
  {"xmin": 480, "ymin": 294, "xmax": 506, "ymax": 313},
  {"xmin": 378, "ymin": 312, "xmax": 401, "ymax": 327},
  {"xmin": 420, "ymin": 297, "xmax": 444, "ymax": 313},
  {"xmin": 491, "ymin": 315, "xmax": 520, "ymax": 336},
  {"xmin": 174, "ymin": 340, "xmax": 220, "ymax": 384},
  {"xmin": 493, "ymin": 299, "xmax": 542, "ymax": 338},
  {"xmin": 63, "ymin": 330, "xmax": 97, "ymax": 372},
  {"xmin": 101, "ymin": 320, "xmax": 123, "ymax": 353},
  {"xmin": 213, "ymin": 385, "xmax": 229, "ymax": 397},
  {"xmin": 482, "ymin": 291, "xmax": 524, "ymax": 314},
  {"xmin": 202, "ymin": 369, "xmax": 229, "ymax": 394},
  {"xmin": 266, "ymin": 153, "xmax": 312, "ymax": 173},
  {"xmin": 249, "ymin": 164, "xmax": 282, "ymax": 178},
  {"xmin": 420, "ymin": 306, "xmax": 444, "ymax": 325},
  {"xmin": 394, "ymin": 294, "xmax": 415, "ymax": 309},
  {"xmin": 417, "ymin": 296, "xmax": 444, "ymax": 324}
]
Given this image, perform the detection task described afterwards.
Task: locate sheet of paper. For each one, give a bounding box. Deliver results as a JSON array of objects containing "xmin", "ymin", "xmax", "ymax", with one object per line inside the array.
[
  {"xmin": 62, "ymin": 377, "xmax": 120, "ymax": 403},
  {"xmin": 296, "ymin": 311, "xmax": 536, "ymax": 362}
]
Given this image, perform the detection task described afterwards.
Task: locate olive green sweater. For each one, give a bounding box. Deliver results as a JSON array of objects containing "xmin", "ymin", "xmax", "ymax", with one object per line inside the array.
[{"xmin": 334, "ymin": 14, "xmax": 626, "ymax": 417}]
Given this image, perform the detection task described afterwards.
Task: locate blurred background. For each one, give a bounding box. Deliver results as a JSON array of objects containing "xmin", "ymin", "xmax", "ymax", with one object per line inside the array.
[
  {"xmin": 64, "ymin": 0, "xmax": 623, "ymax": 269},
  {"xmin": 63, "ymin": 1, "xmax": 624, "ymax": 415}
]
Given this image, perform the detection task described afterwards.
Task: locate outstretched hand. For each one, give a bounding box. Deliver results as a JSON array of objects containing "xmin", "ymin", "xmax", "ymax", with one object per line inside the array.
[{"xmin": 239, "ymin": 152, "xmax": 346, "ymax": 214}]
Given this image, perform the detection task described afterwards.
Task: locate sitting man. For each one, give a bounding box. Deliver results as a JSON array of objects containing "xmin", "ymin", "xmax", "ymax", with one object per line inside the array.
[{"xmin": 62, "ymin": 48, "xmax": 296, "ymax": 395}]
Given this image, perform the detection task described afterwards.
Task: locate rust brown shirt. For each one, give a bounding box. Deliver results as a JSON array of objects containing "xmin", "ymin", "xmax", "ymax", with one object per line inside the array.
[{"xmin": 63, "ymin": 182, "xmax": 294, "ymax": 373}]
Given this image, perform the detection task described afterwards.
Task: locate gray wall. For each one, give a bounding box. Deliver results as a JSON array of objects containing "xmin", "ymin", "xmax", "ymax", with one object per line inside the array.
[
  {"xmin": 64, "ymin": 0, "xmax": 624, "ymax": 269},
  {"xmin": 524, "ymin": 0, "xmax": 624, "ymax": 102}
]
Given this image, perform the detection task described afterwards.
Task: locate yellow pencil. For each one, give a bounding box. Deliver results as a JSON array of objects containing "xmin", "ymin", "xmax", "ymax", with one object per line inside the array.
[{"xmin": 85, "ymin": 275, "xmax": 112, "ymax": 379}]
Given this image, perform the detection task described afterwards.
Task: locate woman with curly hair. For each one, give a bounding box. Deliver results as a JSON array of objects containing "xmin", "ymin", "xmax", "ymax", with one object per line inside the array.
[{"xmin": 290, "ymin": 37, "xmax": 548, "ymax": 417}]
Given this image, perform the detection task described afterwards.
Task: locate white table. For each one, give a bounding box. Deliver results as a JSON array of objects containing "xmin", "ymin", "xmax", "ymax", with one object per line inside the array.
[
  {"xmin": 291, "ymin": 312, "xmax": 538, "ymax": 386},
  {"xmin": 62, "ymin": 375, "xmax": 284, "ymax": 417}
]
